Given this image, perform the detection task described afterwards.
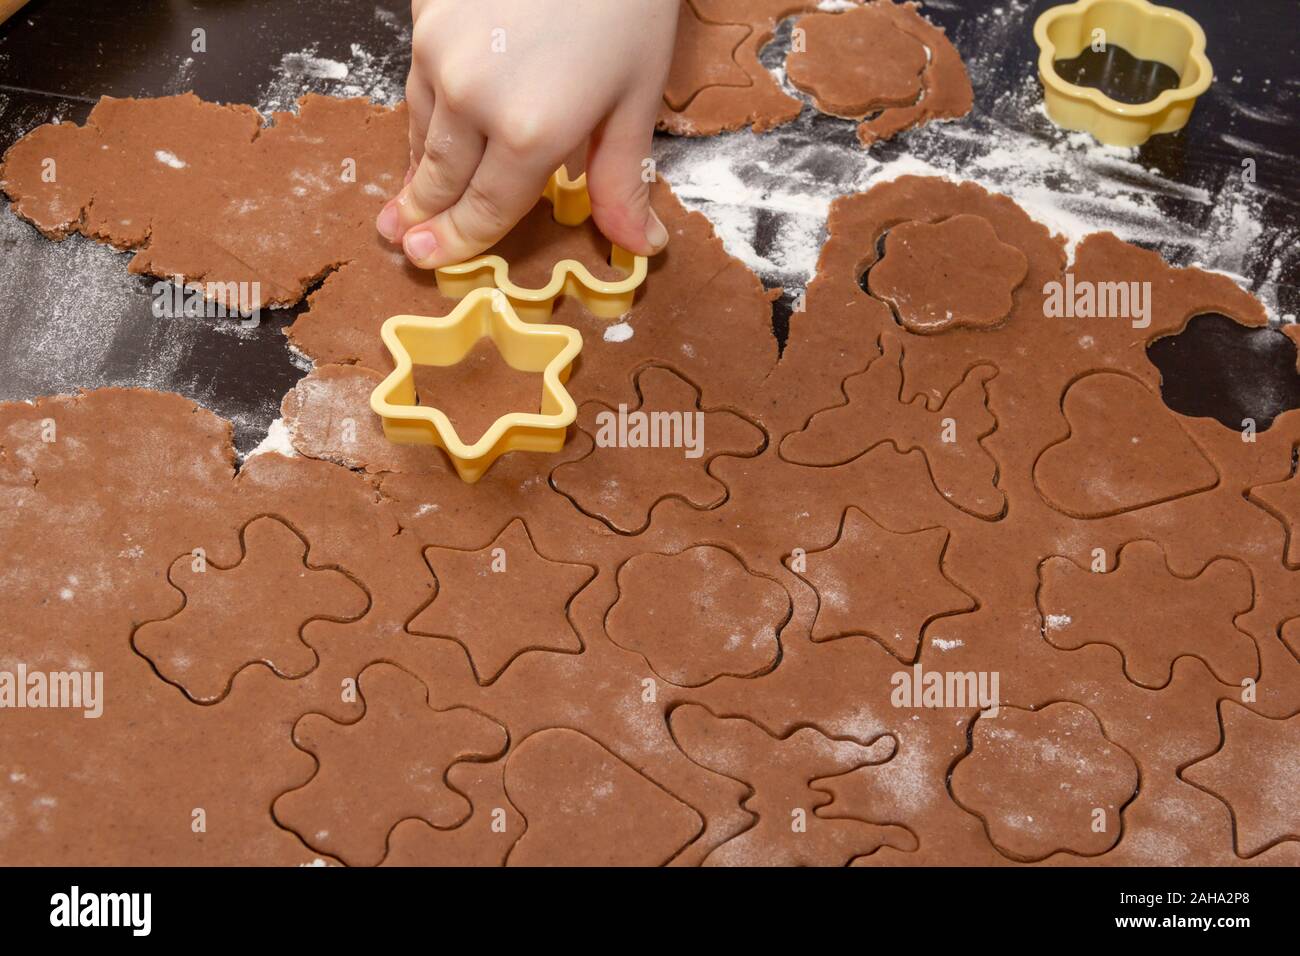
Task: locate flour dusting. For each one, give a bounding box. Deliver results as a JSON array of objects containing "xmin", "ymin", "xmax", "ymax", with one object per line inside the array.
[
  {"xmin": 0, "ymin": 205, "xmax": 305, "ymax": 455},
  {"xmin": 246, "ymin": 417, "xmax": 297, "ymax": 461},
  {"xmin": 603, "ymin": 321, "xmax": 634, "ymax": 343},
  {"xmin": 154, "ymin": 150, "xmax": 186, "ymax": 169},
  {"xmin": 255, "ymin": 9, "xmax": 411, "ymax": 116}
]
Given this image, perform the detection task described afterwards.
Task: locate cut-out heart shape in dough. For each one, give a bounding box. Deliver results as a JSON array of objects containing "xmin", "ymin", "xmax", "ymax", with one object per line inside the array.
[{"xmin": 1033, "ymin": 372, "xmax": 1218, "ymax": 518}]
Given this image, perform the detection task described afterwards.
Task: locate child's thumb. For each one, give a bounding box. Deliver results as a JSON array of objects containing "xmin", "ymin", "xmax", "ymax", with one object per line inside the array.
[{"xmin": 585, "ymin": 110, "xmax": 668, "ymax": 257}]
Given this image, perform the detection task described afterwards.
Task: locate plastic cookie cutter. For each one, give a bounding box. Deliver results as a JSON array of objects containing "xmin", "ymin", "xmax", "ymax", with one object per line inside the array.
[
  {"xmin": 435, "ymin": 166, "xmax": 648, "ymax": 323},
  {"xmin": 369, "ymin": 287, "xmax": 582, "ymax": 483},
  {"xmin": 1034, "ymin": 0, "xmax": 1212, "ymax": 147}
]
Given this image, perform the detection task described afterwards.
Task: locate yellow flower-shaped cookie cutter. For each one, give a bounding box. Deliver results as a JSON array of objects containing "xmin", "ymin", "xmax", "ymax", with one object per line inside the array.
[
  {"xmin": 369, "ymin": 287, "xmax": 582, "ymax": 483},
  {"xmin": 1034, "ymin": 0, "xmax": 1213, "ymax": 147},
  {"xmin": 435, "ymin": 166, "xmax": 648, "ymax": 323}
]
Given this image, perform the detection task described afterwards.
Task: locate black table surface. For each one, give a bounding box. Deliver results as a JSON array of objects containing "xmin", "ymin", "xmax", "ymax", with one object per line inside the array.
[{"xmin": 0, "ymin": 0, "xmax": 1296, "ymax": 452}]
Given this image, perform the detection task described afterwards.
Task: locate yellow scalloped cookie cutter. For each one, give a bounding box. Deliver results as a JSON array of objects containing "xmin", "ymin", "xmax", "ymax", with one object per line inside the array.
[
  {"xmin": 435, "ymin": 166, "xmax": 648, "ymax": 323},
  {"xmin": 1034, "ymin": 0, "xmax": 1213, "ymax": 147},
  {"xmin": 369, "ymin": 287, "xmax": 582, "ymax": 483}
]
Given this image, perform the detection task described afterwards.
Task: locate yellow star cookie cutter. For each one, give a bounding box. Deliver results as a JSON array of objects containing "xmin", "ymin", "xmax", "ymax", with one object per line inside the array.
[
  {"xmin": 369, "ymin": 287, "xmax": 582, "ymax": 483},
  {"xmin": 1034, "ymin": 0, "xmax": 1212, "ymax": 147},
  {"xmin": 435, "ymin": 166, "xmax": 648, "ymax": 323}
]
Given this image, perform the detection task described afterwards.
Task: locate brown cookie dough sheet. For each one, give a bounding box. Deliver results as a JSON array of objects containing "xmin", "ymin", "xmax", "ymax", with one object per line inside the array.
[
  {"xmin": 3, "ymin": 94, "xmax": 1299, "ymax": 866},
  {"xmin": 659, "ymin": 0, "xmax": 972, "ymax": 144}
]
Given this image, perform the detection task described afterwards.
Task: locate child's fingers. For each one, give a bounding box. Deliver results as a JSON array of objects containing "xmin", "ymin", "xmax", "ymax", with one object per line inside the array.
[
  {"xmin": 403, "ymin": 108, "xmax": 485, "ymax": 227},
  {"xmin": 585, "ymin": 103, "xmax": 668, "ymax": 257},
  {"xmin": 403, "ymin": 65, "xmax": 435, "ymax": 176},
  {"xmin": 377, "ymin": 109, "xmax": 484, "ymax": 243},
  {"xmin": 376, "ymin": 64, "xmax": 439, "ymax": 241},
  {"xmin": 401, "ymin": 142, "xmax": 556, "ymax": 269}
]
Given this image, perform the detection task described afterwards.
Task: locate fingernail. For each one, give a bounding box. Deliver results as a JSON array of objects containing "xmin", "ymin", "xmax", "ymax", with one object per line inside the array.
[
  {"xmin": 645, "ymin": 210, "xmax": 668, "ymax": 251},
  {"xmin": 376, "ymin": 203, "xmax": 400, "ymax": 241},
  {"xmin": 404, "ymin": 228, "xmax": 438, "ymax": 263}
]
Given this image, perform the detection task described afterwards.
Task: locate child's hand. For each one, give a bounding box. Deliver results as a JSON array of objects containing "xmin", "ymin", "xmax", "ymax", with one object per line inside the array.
[{"xmin": 376, "ymin": 0, "xmax": 679, "ymax": 269}]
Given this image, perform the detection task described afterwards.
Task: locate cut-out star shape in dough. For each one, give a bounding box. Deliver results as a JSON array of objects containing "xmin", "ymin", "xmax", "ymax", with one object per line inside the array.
[
  {"xmin": 1183, "ymin": 702, "xmax": 1300, "ymax": 857},
  {"xmin": 786, "ymin": 506, "xmax": 975, "ymax": 663},
  {"xmin": 408, "ymin": 518, "xmax": 594, "ymax": 684}
]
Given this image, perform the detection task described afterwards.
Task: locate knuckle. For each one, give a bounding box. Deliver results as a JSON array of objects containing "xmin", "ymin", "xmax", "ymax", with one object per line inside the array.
[
  {"xmin": 420, "ymin": 130, "xmax": 452, "ymax": 167},
  {"xmin": 496, "ymin": 115, "xmax": 551, "ymax": 157},
  {"xmin": 437, "ymin": 71, "xmax": 476, "ymax": 115}
]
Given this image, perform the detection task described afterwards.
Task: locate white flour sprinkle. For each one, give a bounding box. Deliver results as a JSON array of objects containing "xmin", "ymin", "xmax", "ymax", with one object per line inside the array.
[
  {"xmin": 257, "ymin": 44, "xmax": 407, "ymax": 115},
  {"xmin": 154, "ymin": 150, "xmax": 186, "ymax": 169},
  {"xmin": 603, "ymin": 321, "xmax": 634, "ymax": 343},
  {"xmin": 301, "ymin": 56, "xmax": 349, "ymax": 81},
  {"xmin": 163, "ymin": 56, "xmax": 196, "ymax": 95},
  {"xmin": 246, "ymin": 417, "xmax": 297, "ymax": 460},
  {"xmin": 255, "ymin": 9, "xmax": 411, "ymax": 117}
]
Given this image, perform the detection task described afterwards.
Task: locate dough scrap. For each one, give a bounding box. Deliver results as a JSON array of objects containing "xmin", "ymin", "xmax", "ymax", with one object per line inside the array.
[
  {"xmin": 0, "ymin": 93, "xmax": 408, "ymax": 305},
  {"xmin": 789, "ymin": 1, "xmax": 974, "ymax": 145},
  {"xmin": 787, "ymin": 3, "xmax": 929, "ymax": 118}
]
